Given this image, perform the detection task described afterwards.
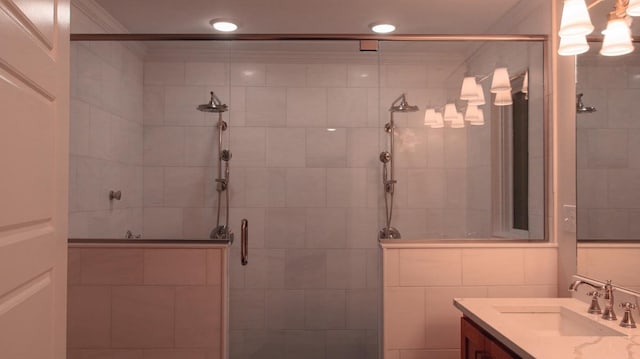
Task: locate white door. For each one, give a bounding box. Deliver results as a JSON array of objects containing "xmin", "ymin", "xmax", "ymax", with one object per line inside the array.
[{"xmin": 0, "ymin": 0, "xmax": 70, "ymax": 358}]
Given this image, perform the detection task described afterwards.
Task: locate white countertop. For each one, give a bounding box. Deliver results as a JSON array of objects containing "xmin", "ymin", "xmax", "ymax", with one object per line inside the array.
[{"xmin": 454, "ymin": 297, "xmax": 640, "ymax": 359}]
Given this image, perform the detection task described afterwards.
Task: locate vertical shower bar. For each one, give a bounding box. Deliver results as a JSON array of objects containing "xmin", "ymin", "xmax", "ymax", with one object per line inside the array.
[{"xmin": 215, "ymin": 112, "xmax": 224, "ymax": 229}]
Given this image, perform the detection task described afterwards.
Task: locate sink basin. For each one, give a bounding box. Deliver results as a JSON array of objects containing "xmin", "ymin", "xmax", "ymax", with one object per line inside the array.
[{"xmin": 493, "ymin": 305, "xmax": 625, "ymax": 337}]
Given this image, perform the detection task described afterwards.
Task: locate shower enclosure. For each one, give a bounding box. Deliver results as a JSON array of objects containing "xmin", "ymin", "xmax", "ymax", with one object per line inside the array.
[{"xmin": 69, "ymin": 35, "xmax": 547, "ymax": 359}]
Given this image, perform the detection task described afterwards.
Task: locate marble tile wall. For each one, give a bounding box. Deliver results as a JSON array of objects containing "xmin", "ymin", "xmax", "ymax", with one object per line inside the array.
[
  {"xmin": 577, "ymin": 59, "xmax": 640, "ymax": 239},
  {"xmin": 69, "ymin": 41, "xmax": 144, "ymax": 239},
  {"xmin": 382, "ymin": 245, "xmax": 558, "ymax": 358},
  {"xmin": 67, "ymin": 246, "xmax": 226, "ymax": 359},
  {"xmin": 138, "ymin": 46, "xmax": 517, "ymax": 359}
]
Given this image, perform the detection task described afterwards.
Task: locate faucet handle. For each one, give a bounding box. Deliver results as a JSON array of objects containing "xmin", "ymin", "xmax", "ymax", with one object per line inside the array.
[
  {"xmin": 586, "ymin": 291, "xmax": 603, "ymax": 314},
  {"xmin": 619, "ymin": 302, "xmax": 637, "ymax": 328}
]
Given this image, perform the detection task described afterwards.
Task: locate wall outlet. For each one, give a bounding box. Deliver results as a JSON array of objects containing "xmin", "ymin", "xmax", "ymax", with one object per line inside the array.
[{"xmin": 563, "ymin": 204, "xmax": 576, "ymax": 233}]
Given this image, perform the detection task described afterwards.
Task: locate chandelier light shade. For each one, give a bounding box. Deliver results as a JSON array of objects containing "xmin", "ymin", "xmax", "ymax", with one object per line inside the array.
[
  {"xmin": 451, "ymin": 113, "xmax": 465, "ymax": 128},
  {"xmin": 600, "ymin": 18, "xmax": 634, "ymax": 56},
  {"xmin": 558, "ymin": 34, "xmax": 590, "ymax": 56},
  {"xmin": 430, "ymin": 112, "xmax": 444, "ymax": 128},
  {"xmin": 490, "ymin": 67, "xmax": 511, "ymax": 93},
  {"xmin": 522, "ymin": 71, "xmax": 529, "ymax": 94},
  {"xmin": 460, "ymin": 76, "xmax": 478, "ymax": 100},
  {"xmin": 424, "ymin": 108, "xmax": 437, "ymax": 125},
  {"xmin": 629, "ymin": 0, "xmax": 640, "ymax": 16},
  {"xmin": 494, "ymin": 90, "xmax": 513, "ymax": 106},
  {"xmin": 468, "ymin": 83, "xmax": 486, "ymax": 106},
  {"xmin": 464, "ymin": 105, "xmax": 480, "ymax": 122},
  {"xmin": 559, "ymin": 0, "xmax": 595, "ymax": 37},
  {"xmin": 443, "ymin": 103, "xmax": 458, "ymax": 121},
  {"xmin": 470, "ymin": 109, "xmax": 485, "ymax": 126}
]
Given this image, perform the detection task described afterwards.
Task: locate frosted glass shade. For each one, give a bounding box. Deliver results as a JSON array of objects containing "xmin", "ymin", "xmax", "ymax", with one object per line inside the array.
[
  {"xmin": 464, "ymin": 105, "xmax": 480, "ymax": 122},
  {"xmin": 450, "ymin": 113, "xmax": 465, "ymax": 128},
  {"xmin": 628, "ymin": 0, "xmax": 640, "ymax": 16},
  {"xmin": 490, "ymin": 67, "xmax": 511, "ymax": 93},
  {"xmin": 468, "ymin": 83, "xmax": 486, "ymax": 106},
  {"xmin": 558, "ymin": 35, "xmax": 589, "ymax": 56},
  {"xmin": 600, "ymin": 19, "xmax": 634, "ymax": 57},
  {"xmin": 522, "ymin": 71, "xmax": 529, "ymax": 94},
  {"xmin": 423, "ymin": 108, "xmax": 437, "ymax": 125},
  {"xmin": 460, "ymin": 76, "xmax": 478, "ymax": 100},
  {"xmin": 559, "ymin": 0, "xmax": 594, "ymax": 37},
  {"xmin": 430, "ymin": 112, "xmax": 444, "ymax": 128},
  {"xmin": 494, "ymin": 90, "xmax": 513, "ymax": 106},
  {"xmin": 443, "ymin": 103, "xmax": 458, "ymax": 121}
]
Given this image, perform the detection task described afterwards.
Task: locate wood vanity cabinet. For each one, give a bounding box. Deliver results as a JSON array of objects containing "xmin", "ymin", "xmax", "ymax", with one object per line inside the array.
[{"xmin": 461, "ymin": 316, "xmax": 520, "ymax": 359}]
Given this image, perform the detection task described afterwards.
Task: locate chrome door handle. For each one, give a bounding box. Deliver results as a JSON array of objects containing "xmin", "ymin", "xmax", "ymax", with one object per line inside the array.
[{"xmin": 241, "ymin": 219, "xmax": 248, "ymax": 266}]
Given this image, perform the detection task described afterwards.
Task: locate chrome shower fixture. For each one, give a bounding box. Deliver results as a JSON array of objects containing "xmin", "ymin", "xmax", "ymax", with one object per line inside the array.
[
  {"xmin": 576, "ymin": 93, "xmax": 597, "ymax": 113},
  {"xmin": 380, "ymin": 93, "xmax": 419, "ymax": 240},
  {"xmin": 197, "ymin": 91, "xmax": 229, "ymax": 113},
  {"xmin": 198, "ymin": 91, "xmax": 233, "ymax": 241},
  {"xmin": 389, "ymin": 93, "xmax": 419, "ymax": 113}
]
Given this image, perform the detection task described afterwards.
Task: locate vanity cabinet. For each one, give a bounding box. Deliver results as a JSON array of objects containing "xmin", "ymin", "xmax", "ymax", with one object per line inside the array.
[{"xmin": 461, "ymin": 316, "xmax": 520, "ymax": 359}]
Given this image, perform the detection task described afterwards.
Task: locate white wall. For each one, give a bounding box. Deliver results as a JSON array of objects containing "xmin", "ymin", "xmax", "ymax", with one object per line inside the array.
[{"xmin": 68, "ymin": 3, "xmax": 145, "ymax": 239}]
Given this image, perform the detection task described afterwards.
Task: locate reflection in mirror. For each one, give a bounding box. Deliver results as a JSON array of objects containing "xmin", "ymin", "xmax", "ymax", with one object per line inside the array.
[
  {"xmin": 576, "ymin": 43, "xmax": 640, "ymax": 291},
  {"xmin": 377, "ymin": 41, "xmax": 545, "ymax": 240}
]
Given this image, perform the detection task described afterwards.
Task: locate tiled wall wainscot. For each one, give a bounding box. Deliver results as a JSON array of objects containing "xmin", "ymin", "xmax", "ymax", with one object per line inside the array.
[
  {"xmin": 67, "ymin": 243, "xmax": 228, "ymax": 359},
  {"xmin": 381, "ymin": 242, "xmax": 558, "ymax": 359}
]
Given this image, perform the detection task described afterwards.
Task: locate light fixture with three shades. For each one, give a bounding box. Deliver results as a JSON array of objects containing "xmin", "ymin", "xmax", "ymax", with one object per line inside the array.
[{"xmin": 558, "ymin": 0, "xmax": 639, "ymax": 56}]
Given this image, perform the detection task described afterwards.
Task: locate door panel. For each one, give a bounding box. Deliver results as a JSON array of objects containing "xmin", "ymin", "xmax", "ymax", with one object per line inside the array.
[{"xmin": 0, "ymin": 0, "xmax": 69, "ymax": 358}]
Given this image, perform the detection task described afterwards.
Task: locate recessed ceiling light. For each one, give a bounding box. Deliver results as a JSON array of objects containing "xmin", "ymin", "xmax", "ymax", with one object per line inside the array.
[
  {"xmin": 210, "ymin": 19, "xmax": 238, "ymax": 32},
  {"xmin": 370, "ymin": 23, "xmax": 396, "ymax": 34}
]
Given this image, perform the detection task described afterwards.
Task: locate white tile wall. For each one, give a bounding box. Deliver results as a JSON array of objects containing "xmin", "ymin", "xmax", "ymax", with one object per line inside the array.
[
  {"xmin": 70, "ymin": 40, "xmax": 550, "ymax": 359},
  {"xmin": 577, "ymin": 62, "xmax": 640, "ymax": 239},
  {"xmin": 69, "ymin": 41, "xmax": 144, "ymax": 239},
  {"xmin": 383, "ymin": 246, "xmax": 558, "ymax": 356}
]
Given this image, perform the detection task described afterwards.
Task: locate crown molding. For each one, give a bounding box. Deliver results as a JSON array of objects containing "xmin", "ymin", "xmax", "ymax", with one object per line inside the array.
[
  {"xmin": 71, "ymin": 0, "xmax": 127, "ymax": 33},
  {"xmin": 71, "ymin": 0, "xmax": 146, "ymax": 57}
]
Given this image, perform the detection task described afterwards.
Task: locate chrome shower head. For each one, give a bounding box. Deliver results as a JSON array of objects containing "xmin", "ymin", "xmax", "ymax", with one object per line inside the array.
[
  {"xmin": 389, "ymin": 93, "xmax": 419, "ymax": 113},
  {"xmin": 197, "ymin": 91, "xmax": 228, "ymax": 113}
]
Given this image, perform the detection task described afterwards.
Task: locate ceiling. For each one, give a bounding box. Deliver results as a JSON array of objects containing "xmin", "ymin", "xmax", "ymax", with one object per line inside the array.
[{"xmin": 93, "ymin": 0, "xmax": 526, "ymax": 34}]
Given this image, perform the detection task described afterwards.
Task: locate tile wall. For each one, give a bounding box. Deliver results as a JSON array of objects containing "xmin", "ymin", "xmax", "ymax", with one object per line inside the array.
[
  {"xmin": 67, "ymin": 245, "xmax": 226, "ymax": 359},
  {"xmin": 69, "ymin": 40, "xmax": 144, "ymax": 239},
  {"xmin": 382, "ymin": 245, "xmax": 558, "ymax": 358},
  {"xmin": 141, "ymin": 48, "xmax": 386, "ymax": 359},
  {"xmin": 577, "ymin": 245, "xmax": 640, "ymax": 290},
  {"xmin": 576, "ymin": 54, "xmax": 640, "ymax": 239}
]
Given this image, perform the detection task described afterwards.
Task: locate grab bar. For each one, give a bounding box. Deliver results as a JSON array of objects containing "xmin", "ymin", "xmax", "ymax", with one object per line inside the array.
[{"xmin": 241, "ymin": 219, "xmax": 248, "ymax": 265}]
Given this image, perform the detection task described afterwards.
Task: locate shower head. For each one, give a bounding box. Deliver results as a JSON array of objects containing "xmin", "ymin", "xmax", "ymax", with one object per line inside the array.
[
  {"xmin": 197, "ymin": 91, "xmax": 228, "ymax": 113},
  {"xmin": 389, "ymin": 93, "xmax": 419, "ymax": 113}
]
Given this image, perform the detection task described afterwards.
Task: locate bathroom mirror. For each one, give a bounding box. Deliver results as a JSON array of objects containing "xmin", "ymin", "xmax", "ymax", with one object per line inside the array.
[{"xmin": 576, "ymin": 42, "xmax": 640, "ymax": 290}]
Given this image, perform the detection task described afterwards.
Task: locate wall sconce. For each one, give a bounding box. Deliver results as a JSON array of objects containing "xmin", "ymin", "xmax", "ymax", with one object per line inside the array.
[{"xmin": 558, "ymin": 0, "xmax": 636, "ymax": 56}]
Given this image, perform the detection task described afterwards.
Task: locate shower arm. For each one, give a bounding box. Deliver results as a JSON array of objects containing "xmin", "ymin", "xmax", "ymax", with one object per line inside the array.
[{"xmin": 390, "ymin": 94, "xmax": 406, "ymax": 109}]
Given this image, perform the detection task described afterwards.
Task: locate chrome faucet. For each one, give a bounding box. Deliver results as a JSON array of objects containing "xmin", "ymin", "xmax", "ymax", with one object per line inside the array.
[
  {"xmin": 569, "ymin": 279, "xmax": 616, "ymax": 320},
  {"xmin": 569, "ymin": 279, "xmax": 604, "ymax": 314},
  {"xmin": 601, "ymin": 280, "xmax": 617, "ymax": 321}
]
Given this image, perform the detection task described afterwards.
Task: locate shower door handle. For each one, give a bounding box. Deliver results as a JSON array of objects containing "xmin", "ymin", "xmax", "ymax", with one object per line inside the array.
[{"xmin": 240, "ymin": 219, "xmax": 248, "ymax": 266}]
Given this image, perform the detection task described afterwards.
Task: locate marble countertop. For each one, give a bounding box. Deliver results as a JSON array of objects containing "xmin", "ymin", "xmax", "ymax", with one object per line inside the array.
[{"xmin": 454, "ymin": 297, "xmax": 640, "ymax": 359}]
